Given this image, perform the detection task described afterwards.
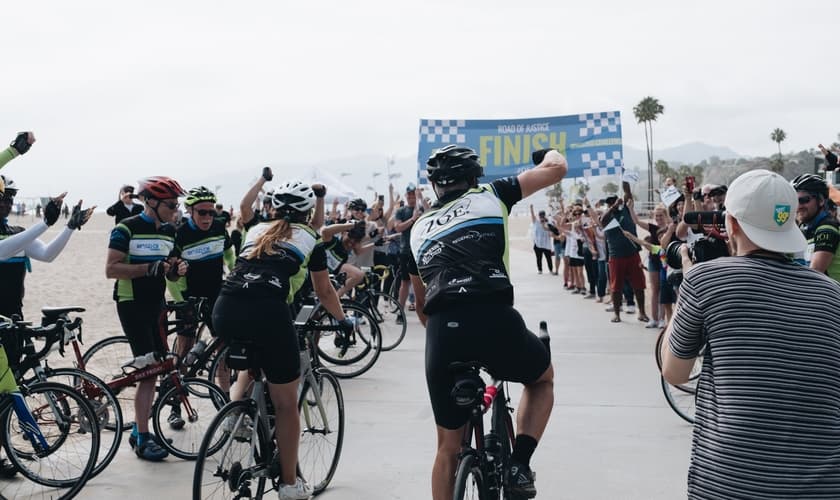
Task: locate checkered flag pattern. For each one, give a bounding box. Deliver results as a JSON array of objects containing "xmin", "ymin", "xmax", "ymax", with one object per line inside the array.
[
  {"xmin": 420, "ymin": 119, "xmax": 467, "ymax": 144},
  {"xmin": 578, "ymin": 111, "xmax": 620, "ymax": 137},
  {"xmin": 581, "ymin": 151, "xmax": 623, "ymax": 178}
]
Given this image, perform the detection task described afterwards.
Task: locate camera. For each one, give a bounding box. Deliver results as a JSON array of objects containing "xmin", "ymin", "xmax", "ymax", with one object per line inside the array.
[{"xmin": 664, "ymin": 211, "xmax": 729, "ymax": 271}]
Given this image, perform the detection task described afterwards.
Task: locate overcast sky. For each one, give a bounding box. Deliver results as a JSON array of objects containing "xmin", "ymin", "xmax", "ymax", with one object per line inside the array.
[{"xmin": 2, "ymin": 0, "xmax": 838, "ymax": 208}]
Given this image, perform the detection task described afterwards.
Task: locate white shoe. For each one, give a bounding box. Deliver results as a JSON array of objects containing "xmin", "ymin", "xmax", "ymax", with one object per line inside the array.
[
  {"xmin": 658, "ymin": 319, "xmax": 666, "ymax": 328},
  {"xmin": 645, "ymin": 319, "xmax": 659, "ymax": 328},
  {"xmin": 625, "ymin": 305, "xmax": 636, "ymax": 314},
  {"xmin": 277, "ymin": 477, "xmax": 312, "ymax": 499}
]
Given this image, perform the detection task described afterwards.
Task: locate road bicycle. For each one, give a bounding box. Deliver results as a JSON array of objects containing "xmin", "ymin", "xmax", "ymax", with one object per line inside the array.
[
  {"xmin": 451, "ymin": 324, "xmax": 550, "ymax": 500},
  {"xmin": 194, "ymin": 303, "xmax": 344, "ymax": 498},
  {"xmin": 345, "ymin": 265, "xmax": 406, "ymax": 351},
  {"xmin": 0, "ymin": 316, "xmax": 101, "ymax": 500}
]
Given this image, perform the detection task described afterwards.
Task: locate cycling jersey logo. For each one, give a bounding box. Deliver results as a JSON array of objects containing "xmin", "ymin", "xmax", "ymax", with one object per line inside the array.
[
  {"xmin": 448, "ymin": 276, "xmax": 473, "ymax": 286},
  {"xmin": 243, "ymin": 272, "xmax": 262, "ymax": 280},
  {"xmin": 420, "ymin": 199, "xmax": 472, "ymax": 235},
  {"xmin": 451, "ymin": 230, "xmax": 495, "ymax": 244},
  {"xmin": 488, "ymin": 268, "xmax": 507, "ymax": 279},
  {"xmin": 421, "ymin": 242, "xmax": 444, "ymax": 265},
  {"xmin": 774, "ymin": 204, "xmax": 790, "ymax": 226}
]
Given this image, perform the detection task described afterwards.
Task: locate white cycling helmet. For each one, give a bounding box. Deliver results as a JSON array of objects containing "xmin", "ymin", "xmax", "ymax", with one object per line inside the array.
[{"xmin": 272, "ymin": 180, "xmax": 315, "ymax": 212}]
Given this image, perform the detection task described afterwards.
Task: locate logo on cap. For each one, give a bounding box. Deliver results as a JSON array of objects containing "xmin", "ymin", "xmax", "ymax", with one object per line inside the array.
[{"xmin": 774, "ymin": 204, "xmax": 790, "ymax": 226}]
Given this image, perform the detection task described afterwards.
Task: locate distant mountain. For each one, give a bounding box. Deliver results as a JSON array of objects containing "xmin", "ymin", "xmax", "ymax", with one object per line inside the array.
[{"xmin": 623, "ymin": 142, "xmax": 742, "ymax": 169}]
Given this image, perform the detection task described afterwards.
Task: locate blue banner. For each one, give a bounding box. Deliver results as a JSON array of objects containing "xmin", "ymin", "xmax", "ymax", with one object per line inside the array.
[{"xmin": 417, "ymin": 112, "xmax": 623, "ymax": 183}]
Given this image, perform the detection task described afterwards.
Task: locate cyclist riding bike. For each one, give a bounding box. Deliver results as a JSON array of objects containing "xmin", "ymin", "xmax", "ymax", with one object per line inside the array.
[
  {"xmin": 792, "ymin": 174, "xmax": 840, "ymax": 281},
  {"xmin": 106, "ymin": 175, "xmax": 188, "ymax": 461},
  {"xmin": 165, "ymin": 186, "xmax": 235, "ymax": 425},
  {"xmin": 407, "ymin": 145, "xmax": 567, "ymax": 499},
  {"xmin": 212, "ymin": 179, "xmax": 353, "ymax": 500},
  {"xmin": 320, "ymin": 219, "xmax": 370, "ymax": 298}
]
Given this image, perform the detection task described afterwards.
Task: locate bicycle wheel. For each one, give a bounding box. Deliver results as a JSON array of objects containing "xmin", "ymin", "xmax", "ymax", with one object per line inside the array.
[
  {"xmin": 314, "ymin": 303, "xmax": 382, "ymax": 379},
  {"xmin": 0, "ymin": 382, "xmax": 99, "ymax": 500},
  {"xmin": 654, "ymin": 328, "xmax": 665, "ymax": 371},
  {"xmin": 298, "ymin": 369, "xmax": 344, "ymax": 495},
  {"xmin": 208, "ymin": 345, "xmax": 240, "ymax": 396},
  {"xmin": 661, "ymin": 375, "xmax": 697, "ymax": 424},
  {"xmin": 193, "ymin": 400, "xmax": 270, "ymax": 500},
  {"xmin": 454, "ymin": 453, "xmax": 488, "ymax": 500},
  {"xmin": 81, "ymin": 335, "xmax": 135, "ymax": 431},
  {"xmin": 47, "ymin": 368, "xmax": 123, "ymax": 478},
  {"xmin": 370, "ymin": 292, "xmax": 406, "ymax": 351},
  {"xmin": 153, "ymin": 377, "xmax": 228, "ymax": 460}
]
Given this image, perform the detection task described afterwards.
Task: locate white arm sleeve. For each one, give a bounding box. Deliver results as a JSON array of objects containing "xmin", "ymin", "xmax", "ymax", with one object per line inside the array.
[
  {"xmin": 24, "ymin": 227, "xmax": 74, "ymax": 262},
  {"xmin": 0, "ymin": 222, "xmax": 49, "ymax": 260}
]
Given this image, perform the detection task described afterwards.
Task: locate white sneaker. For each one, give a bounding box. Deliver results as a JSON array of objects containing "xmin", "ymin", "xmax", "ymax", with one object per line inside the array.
[
  {"xmin": 625, "ymin": 305, "xmax": 636, "ymax": 314},
  {"xmin": 645, "ymin": 319, "xmax": 659, "ymax": 328},
  {"xmin": 658, "ymin": 319, "xmax": 666, "ymax": 328},
  {"xmin": 223, "ymin": 413, "xmax": 253, "ymax": 441},
  {"xmin": 277, "ymin": 477, "xmax": 312, "ymax": 499}
]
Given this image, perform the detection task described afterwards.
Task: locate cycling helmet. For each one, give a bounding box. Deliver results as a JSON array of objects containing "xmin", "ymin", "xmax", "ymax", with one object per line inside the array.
[
  {"xmin": 348, "ymin": 198, "xmax": 367, "ymax": 211},
  {"xmin": 184, "ymin": 186, "xmax": 217, "ymax": 207},
  {"xmin": 137, "ymin": 176, "xmax": 186, "ymax": 200},
  {"xmin": 0, "ymin": 175, "xmax": 18, "ymax": 197},
  {"xmin": 426, "ymin": 145, "xmax": 484, "ymax": 185},
  {"xmin": 791, "ymin": 173, "xmax": 828, "ymax": 198},
  {"xmin": 272, "ymin": 180, "xmax": 315, "ymax": 212}
]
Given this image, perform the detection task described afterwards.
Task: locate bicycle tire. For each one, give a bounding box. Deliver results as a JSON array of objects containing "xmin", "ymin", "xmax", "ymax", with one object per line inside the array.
[
  {"xmin": 370, "ymin": 291, "xmax": 406, "ymax": 351},
  {"xmin": 454, "ymin": 452, "xmax": 488, "ymax": 500},
  {"xmin": 153, "ymin": 377, "xmax": 228, "ymax": 460},
  {"xmin": 314, "ymin": 303, "xmax": 382, "ymax": 379},
  {"xmin": 47, "ymin": 368, "xmax": 123, "ymax": 478},
  {"xmin": 81, "ymin": 335, "xmax": 136, "ymax": 431},
  {"xmin": 208, "ymin": 345, "xmax": 240, "ymax": 396},
  {"xmin": 655, "ymin": 328, "xmax": 665, "ymax": 372},
  {"xmin": 0, "ymin": 382, "xmax": 100, "ymax": 500},
  {"xmin": 298, "ymin": 369, "xmax": 344, "ymax": 495},
  {"xmin": 193, "ymin": 400, "xmax": 271, "ymax": 500},
  {"xmin": 661, "ymin": 375, "xmax": 696, "ymax": 424}
]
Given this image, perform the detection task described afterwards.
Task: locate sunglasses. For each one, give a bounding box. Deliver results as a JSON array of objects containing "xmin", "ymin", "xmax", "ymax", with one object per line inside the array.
[
  {"xmin": 158, "ymin": 200, "xmax": 179, "ymax": 210},
  {"xmin": 798, "ymin": 195, "xmax": 814, "ymax": 205},
  {"xmin": 194, "ymin": 209, "xmax": 215, "ymax": 216}
]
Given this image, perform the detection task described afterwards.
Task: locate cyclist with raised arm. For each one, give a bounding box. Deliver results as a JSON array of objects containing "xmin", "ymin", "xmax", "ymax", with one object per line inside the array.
[
  {"xmin": 165, "ymin": 186, "xmax": 235, "ymax": 426},
  {"xmin": 212, "ymin": 179, "xmax": 352, "ymax": 500},
  {"xmin": 105, "ymin": 176, "xmax": 188, "ymax": 461},
  {"xmin": 791, "ymin": 174, "xmax": 840, "ymax": 281},
  {"xmin": 408, "ymin": 145, "xmax": 566, "ymax": 499},
  {"xmin": 320, "ymin": 219, "xmax": 368, "ymax": 298}
]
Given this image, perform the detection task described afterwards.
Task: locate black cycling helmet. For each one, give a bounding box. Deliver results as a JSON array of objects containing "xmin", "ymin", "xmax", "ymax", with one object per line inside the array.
[
  {"xmin": 348, "ymin": 198, "xmax": 367, "ymax": 211},
  {"xmin": 426, "ymin": 145, "xmax": 484, "ymax": 186},
  {"xmin": 791, "ymin": 174, "xmax": 828, "ymax": 198}
]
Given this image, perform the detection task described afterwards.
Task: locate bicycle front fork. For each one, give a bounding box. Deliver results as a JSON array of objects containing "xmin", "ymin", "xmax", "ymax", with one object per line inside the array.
[{"xmin": 10, "ymin": 391, "xmax": 49, "ymax": 451}]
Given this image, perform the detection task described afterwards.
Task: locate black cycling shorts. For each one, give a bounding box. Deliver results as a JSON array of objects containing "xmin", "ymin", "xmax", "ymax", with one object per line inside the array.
[
  {"xmin": 398, "ymin": 253, "xmax": 413, "ymax": 281},
  {"xmin": 117, "ymin": 300, "xmax": 167, "ymax": 357},
  {"xmin": 425, "ymin": 303, "xmax": 551, "ymax": 429},
  {"xmin": 211, "ymin": 294, "xmax": 300, "ymax": 384}
]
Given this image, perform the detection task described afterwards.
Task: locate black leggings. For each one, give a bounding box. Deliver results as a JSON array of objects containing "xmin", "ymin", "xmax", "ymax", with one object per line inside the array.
[{"xmin": 533, "ymin": 246, "xmax": 553, "ymax": 272}]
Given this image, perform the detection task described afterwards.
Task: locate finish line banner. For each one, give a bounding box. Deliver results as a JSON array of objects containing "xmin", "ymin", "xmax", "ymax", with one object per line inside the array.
[{"xmin": 417, "ymin": 111, "xmax": 623, "ymax": 183}]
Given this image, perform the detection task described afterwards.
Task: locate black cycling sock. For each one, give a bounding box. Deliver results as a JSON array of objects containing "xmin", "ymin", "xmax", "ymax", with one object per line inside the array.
[{"xmin": 511, "ymin": 434, "xmax": 538, "ymax": 467}]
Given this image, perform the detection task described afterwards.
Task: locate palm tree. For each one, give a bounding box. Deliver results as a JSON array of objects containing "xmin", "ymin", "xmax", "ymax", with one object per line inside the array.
[
  {"xmin": 633, "ymin": 97, "xmax": 665, "ymax": 204},
  {"xmin": 770, "ymin": 128, "xmax": 786, "ymax": 159}
]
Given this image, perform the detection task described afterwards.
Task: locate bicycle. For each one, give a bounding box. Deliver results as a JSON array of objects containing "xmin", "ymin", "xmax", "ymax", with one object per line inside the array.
[
  {"xmin": 193, "ymin": 303, "xmax": 344, "ymax": 498},
  {"xmin": 10, "ymin": 306, "xmax": 123, "ymax": 478},
  {"xmin": 654, "ymin": 327, "xmax": 703, "ymax": 424},
  {"xmin": 78, "ymin": 304, "xmax": 228, "ymax": 460},
  {"xmin": 0, "ymin": 317, "xmax": 101, "ymax": 500},
  {"xmin": 346, "ymin": 265, "xmax": 407, "ymax": 352},
  {"xmin": 451, "ymin": 325, "xmax": 551, "ymax": 500}
]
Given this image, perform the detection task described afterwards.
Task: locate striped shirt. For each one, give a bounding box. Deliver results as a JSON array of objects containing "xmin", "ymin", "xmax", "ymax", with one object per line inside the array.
[{"xmin": 670, "ymin": 255, "xmax": 840, "ymax": 499}]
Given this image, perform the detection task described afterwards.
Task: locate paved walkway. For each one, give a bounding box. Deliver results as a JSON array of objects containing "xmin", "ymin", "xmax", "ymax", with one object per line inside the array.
[{"xmin": 78, "ymin": 244, "xmax": 692, "ymax": 499}]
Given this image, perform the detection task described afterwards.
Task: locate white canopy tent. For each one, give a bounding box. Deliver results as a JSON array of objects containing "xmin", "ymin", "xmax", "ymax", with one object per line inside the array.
[{"xmin": 298, "ymin": 166, "xmax": 358, "ymax": 204}]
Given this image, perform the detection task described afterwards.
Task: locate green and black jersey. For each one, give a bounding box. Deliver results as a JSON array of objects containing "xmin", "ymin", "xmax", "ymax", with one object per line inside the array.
[
  {"xmin": 171, "ymin": 218, "xmax": 233, "ymax": 300},
  {"xmin": 801, "ymin": 213, "xmax": 840, "ymax": 282},
  {"xmin": 108, "ymin": 213, "xmax": 175, "ymax": 302}
]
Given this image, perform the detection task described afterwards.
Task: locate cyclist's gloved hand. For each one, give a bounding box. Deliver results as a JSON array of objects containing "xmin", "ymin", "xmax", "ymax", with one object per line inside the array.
[
  {"xmin": 67, "ymin": 201, "xmax": 95, "ymax": 230},
  {"xmin": 312, "ymin": 183, "xmax": 326, "ymax": 198},
  {"xmin": 43, "ymin": 198, "xmax": 62, "ymax": 226},
  {"xmin": 10, "ymin": 132, "xmax": 34, "ymax": 155},
  {"xmin": 146, "ymin": 260, "xmax": 167, "ymax": 278},
  {"xmin": 373, "ymin": 237, "xmax": 384, "ymax": 247},
  {"xmin": 338, "ymin": 318, "xmax": 354, "ymax": 335},
  {"xmin": 261, "ymin": 166, "xmax": 273, "ymax": 182},
  {"xmin": 368, "ymin": 227, "xmax": 379, "ymax": 238}
]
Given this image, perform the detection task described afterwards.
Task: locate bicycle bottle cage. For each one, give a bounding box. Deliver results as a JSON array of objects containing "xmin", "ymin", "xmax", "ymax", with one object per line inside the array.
[{"xmin": 450, "ymin": 370, "xmax": 486, "ymax": 408}]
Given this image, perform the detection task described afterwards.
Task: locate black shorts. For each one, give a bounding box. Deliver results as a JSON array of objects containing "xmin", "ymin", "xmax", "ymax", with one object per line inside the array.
[
  {"xmin": 568, "ymin": 257, "xmax": 584, "ymax": 267},
  {"xmin": 117, "ymin": 300, "xmax": 166, "ymax": 357},
  {"xmin": 211, "ymin": 294, "xmax": 300, "ymax": 384},
  {"xmin": 425, "ymin": 303, "xmax": 551, "ymax": 429},
  {"xmin": 398, "ymin": 253, "xmax": 412, "ymax": 281}
]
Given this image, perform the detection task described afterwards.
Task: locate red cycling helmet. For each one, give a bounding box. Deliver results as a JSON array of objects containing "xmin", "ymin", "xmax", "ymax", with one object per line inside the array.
[{"xmin": 137, "ymin": 176, "xmax": 186, "ymax": 200}]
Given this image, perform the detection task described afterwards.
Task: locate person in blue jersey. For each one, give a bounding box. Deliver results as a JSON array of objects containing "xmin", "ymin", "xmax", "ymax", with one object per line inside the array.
[
  {"xmin": 105, "ymin": 176, "xmax": 188, "ymax": 461},
  {"xmin": 213, "ymin": 179, "xmax": 352, "ymax": 500},
  {"xmin": 408, "ymin": 145, "xmax": 567, "ymax": 499},
  {"xmin": 662, "ymin": 169, "xmax": 840, "ymax": 499},
  {"xmin": 0, "ymin": 175, "xmax": 94, "ymax": 318}
]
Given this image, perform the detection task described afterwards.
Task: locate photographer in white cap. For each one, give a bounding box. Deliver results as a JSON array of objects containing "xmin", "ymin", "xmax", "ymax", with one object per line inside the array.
[{"xmin": 661, "ymin": 169, "xmax": 840, "ymax": 499}]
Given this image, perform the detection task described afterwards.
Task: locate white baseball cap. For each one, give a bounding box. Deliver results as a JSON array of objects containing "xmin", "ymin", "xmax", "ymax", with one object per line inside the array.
[{"xmin": 725, "ymin": 169, "xmax": 806, "ymax": 253}]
